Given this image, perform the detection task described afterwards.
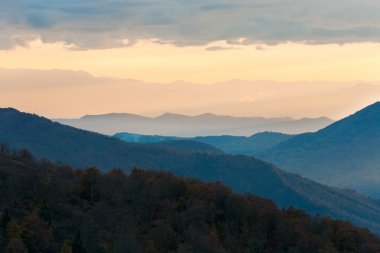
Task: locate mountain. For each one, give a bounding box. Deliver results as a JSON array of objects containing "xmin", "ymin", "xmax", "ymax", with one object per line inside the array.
[
  {"xmin": 1, "ymin": 150, "xmax": 380, "ymax": 253},
  {"xmin": 259, "ymin": 102, "xmax": 380, "ymax": 198},
  {"xmin": 2, "ymin": 108, "xmax": 380, "ymax": 233},
  {"xmin": 56, "ymin": 113, "xmax": 333, "ymax": 136},
  {"xmin": 153, "ymin": 140, "xmax": 224, "ymax": 155},
  {"xmin": 192, "ymin": 132, "xmax": 293, "ymax": 155},
  {"xmin": 114, "ymin": 132, "xmax": 224, "ymax": 155},
  {"xmin": 114, "ymin": 132, "xmax": 180, "ymax": 143},
  {"xmin": 114, "ymin": 132, "xmax": 293, "ymax": 155}
]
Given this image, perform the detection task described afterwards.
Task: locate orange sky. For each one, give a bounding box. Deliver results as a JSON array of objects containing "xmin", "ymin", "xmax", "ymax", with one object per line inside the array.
[
  {"xmin": 1, "ymin": 1, "xmax": 380, "ymax": 119},
  {"xmin": 1, "ymin": 40, "xmax": 379, "ymax": 83},
  {"xmin": 0, "ymin": 39, "xmax": 380, "ymax": 118}
]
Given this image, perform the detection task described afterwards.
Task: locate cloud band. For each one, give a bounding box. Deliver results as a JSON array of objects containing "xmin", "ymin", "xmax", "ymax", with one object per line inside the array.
[{"xmin": 1, "ymin": 0, "xmax": 380, "ymax": 49}]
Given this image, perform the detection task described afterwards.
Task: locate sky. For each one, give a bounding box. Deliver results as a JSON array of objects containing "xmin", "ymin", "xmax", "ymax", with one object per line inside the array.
[{"xmin": 0, "ymin": 0, "xmax": 379, "ymax": 117}]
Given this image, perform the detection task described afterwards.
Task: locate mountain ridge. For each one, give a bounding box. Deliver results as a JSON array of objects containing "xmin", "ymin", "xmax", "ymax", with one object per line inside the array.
[
  {"xmin": 64, "ymin": 111, "xmax": 331, "ymax": 122},
  {"xmin": 258, "ymin": 102, "xmax": 380, "ymax": 198},
  {"xmin": 55, "ymin": 112, "xmax": 333, "ymax": 136},
  {"xmin": 115, "ymin": 131, "xmax": 294, "ymax": 156},
  {"xmin": 1, "ymin": 107, "xmax": 380, "ymax": 233}
]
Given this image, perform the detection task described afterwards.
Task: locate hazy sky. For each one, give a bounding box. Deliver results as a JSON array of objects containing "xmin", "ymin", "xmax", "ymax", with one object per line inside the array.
[
  {"xmin": 1, "ymin": 68, "xmax": 379, "ymax": 119},
  {"xmin": 0, "ymin": 0, "xmax": 379, "ymax": 117},
  {"xmin": 1, "ymin": 40, "xmax": 379, "ymax": 83}
]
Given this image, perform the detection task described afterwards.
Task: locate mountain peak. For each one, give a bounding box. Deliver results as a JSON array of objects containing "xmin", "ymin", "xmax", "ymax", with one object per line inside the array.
[
  {"xmin": 0, "ymin": 107, "xmax": 21, "ymax": 114},
  {"xmin": 155, "ymin": 112, "xmax": 188, "ymax": 119},
  {"xmin": 358, "ymin": 101, "xmax": 380, "ymax": 113},
  {"xmin": 80, "ymin": 112, "xmax": 147, "ymax": 120},
  {"xmin": 195, "ymin": 113, "xmax": 220, "ymax": 118},
  {"xmin": 0, "ymin": 107, "xmax": 41, "ymax": 120},
  {"xmin": 339, "ymin": 101, "xmax": 380, "ymax": 123}
]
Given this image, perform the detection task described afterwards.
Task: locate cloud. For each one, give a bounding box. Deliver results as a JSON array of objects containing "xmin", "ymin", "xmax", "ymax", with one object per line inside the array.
[
  {"xmin": 206, "ymin": 46, "xmax": 237, "ymax": 51},
  {"xmin": 0, "ymin": 0, "xmax": 380, "ymax": 49},
  {"xmin": 255, "ymin": 45, "xmax": 267, "ymax": 51}
]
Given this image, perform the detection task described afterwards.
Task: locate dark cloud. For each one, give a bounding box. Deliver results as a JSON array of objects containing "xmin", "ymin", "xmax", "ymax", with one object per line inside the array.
[
  {"xmin": 26, "ymin": 13, "xmax": 53, "ymax": 28},
  {"xmin": 0, "ymin": 0, "xmax": 379, "ymax": 49}
]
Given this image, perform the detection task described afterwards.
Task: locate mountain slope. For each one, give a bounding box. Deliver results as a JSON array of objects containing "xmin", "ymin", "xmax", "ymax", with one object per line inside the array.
[
  {"xmin": 259, "ymin": 102, "xmax": 380, "ymax": 198},
  {"xmin": 114, "ymin": 132, "xmax": 180, "ymax": 143},
  {"xmin": 1, "ymin": 150, "xmax": 380, "ymax": 253},
  {"xmin": 1, "ymin": 108, "xmax": 380, "ymax": 233},
  {"xmin": 56, "ymin": 112, "xmax": 332, "ymax": 136},
  {"xmin": 193, "ymin": 132, "xmax": 294, "ymax": 155},
  {"xmin": 114, "ymin": 131, "xmax": 293, "ymax": 155},
  {"xmin": 153, "ymin": 140, "xmax": 224, "ymax": 155}
]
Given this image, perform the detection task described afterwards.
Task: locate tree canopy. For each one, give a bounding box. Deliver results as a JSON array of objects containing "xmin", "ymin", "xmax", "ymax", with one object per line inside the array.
[{"xmin": 0, "ymin": 146, "xmax": 379, "ymax": 253}]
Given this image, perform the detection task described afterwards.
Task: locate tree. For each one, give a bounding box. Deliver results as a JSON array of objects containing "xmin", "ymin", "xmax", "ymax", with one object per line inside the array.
[
  {"xmin": 60, "ymin": 241, "xmax": 73, "ymax": 253},
  {"xmin": 6, "ymin": 238, "xmax": 27, "ymax": 253},
  {"xmin": 72, "ymin": 233, "xmax": 88, "ymax": 253},
  {"xmin": 1, "ymin": 209, "xmax": 11, "ymax": 245}
]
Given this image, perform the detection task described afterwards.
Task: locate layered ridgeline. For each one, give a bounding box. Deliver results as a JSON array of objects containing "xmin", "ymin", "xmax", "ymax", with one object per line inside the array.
[
  {"xmin": 1, "ymin": 108, "xmax": 380, "ymax": 233},
  {"xmin": 115, "ymin": 131, "xmax": 293, "ymax": 156},
  {"xmin": 1, "ymin": 150, "xmax": 380, "ymax": 253},
  {"xmin": 259, "ymin": 102, "xmax": 380, "ymax": 198},
  {"xmin": 55, "ymin": 112, "xmax": 332, "ymax": 136}
]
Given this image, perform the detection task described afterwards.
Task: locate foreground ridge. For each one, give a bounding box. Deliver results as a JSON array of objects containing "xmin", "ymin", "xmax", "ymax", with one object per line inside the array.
[{"xmin": 0, "ymin": 146, "xmax": 380, "ymax": 253}]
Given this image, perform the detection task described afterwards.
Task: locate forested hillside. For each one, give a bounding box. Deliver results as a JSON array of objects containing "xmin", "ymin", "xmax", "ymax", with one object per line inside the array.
[
  {"xmin": 2, "ymin": 108, "xmax": 380, "ymax": 233},
  {"xmin": 0, "ymin": 148, "xmax": 379, "ymax": 253}
]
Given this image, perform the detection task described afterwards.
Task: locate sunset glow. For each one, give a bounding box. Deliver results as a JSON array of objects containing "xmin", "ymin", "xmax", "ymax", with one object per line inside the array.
[{"xmin": 1, "ymin": 40, "xmax": 379, "ymax": 83}]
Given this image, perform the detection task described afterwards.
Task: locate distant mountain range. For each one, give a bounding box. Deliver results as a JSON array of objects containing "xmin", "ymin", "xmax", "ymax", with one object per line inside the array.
[
  {"xmin": 115, "ymin": 131, "xmax": 293, "ymax": 156},
  {"xmin": 55, "ymin": 113, "xmax": 333, "ymax": 136},
  {"xmin": 1, "ymin": 108, "xmax": 380, "ymax": 233},
  {"xmin": 258, "ymin": 102, "xmax": 380, "ymax": 198}
]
